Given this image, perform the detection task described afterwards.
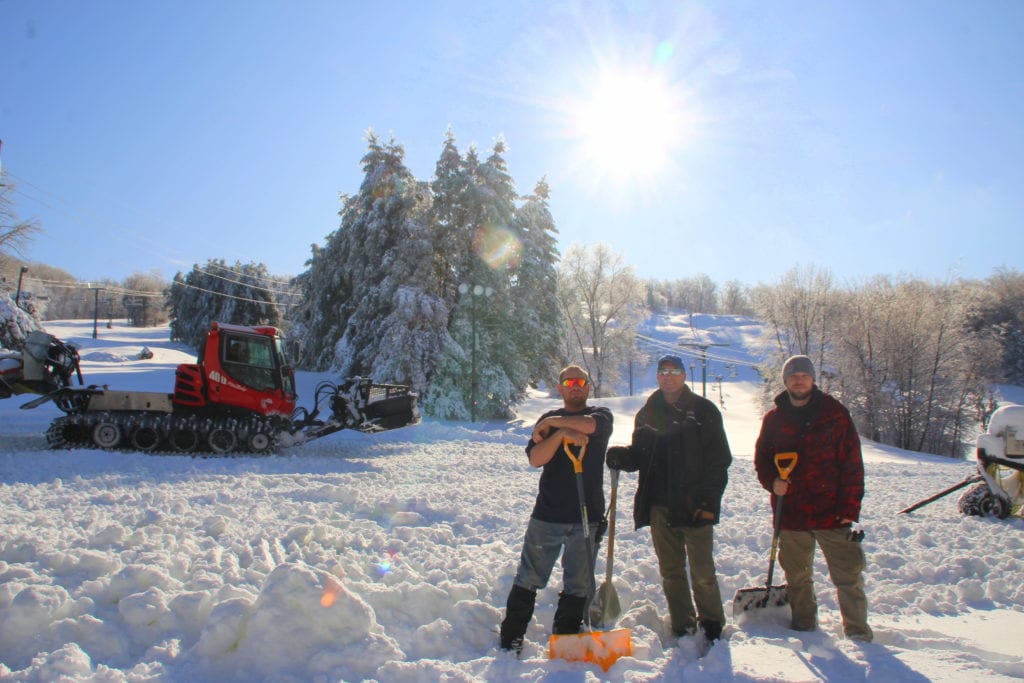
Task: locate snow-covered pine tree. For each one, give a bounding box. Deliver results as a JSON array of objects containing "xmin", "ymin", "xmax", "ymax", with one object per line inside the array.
[
  {"xmin": 420, "ymin": 133, "xmax": 474, "ymax": 418},
  {"xmin": 290, "ymin": 219, "xmax": 357, "ymax": 371},
  {"xmin": 511, "ymin": 177, "xmax": 562, "ymax": 386},
  {"xmin": 427, "ymin": 138, "xmax": 527, "ymax": 419},
  {"xmin": 341, "ymin": 142, "xmax": 450, "ymax": 392},
  {"xmin": 0, "ymin": 290, "xmax": 41, "ymax": 350},
  {"xmin": 293, "ymin": 133, "xmax": 440, "ymax": 390},
  {"xmin": 167, "ymin": 259, "xmax": 283, "ymax": 352},
  {"xmin": 428, "ymin": 129, "xmax": 473, "ymax": 305}
]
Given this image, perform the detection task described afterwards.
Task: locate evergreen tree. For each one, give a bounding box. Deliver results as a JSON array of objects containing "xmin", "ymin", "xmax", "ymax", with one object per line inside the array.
[
  {"xmin": 0, "ymin": 290, "xmax": 41, "ymax": 350},
  {"xmin": 511, "ymin": 177, "xmax": 562, "ymax": 385},
  {"xmin": 294, "ymin": 132, "xmax": 449, "ymax": 393},
  {"xmin": 426, "ymin": 139, "xmax": 526, "ymax": 419},
  {"xmin": 428, "ymin": 129, "xmax": 473, "ymax": 304},
  {"xmin": 420, "ymin": 132, "xmax": 474, "ymax": 418},
  {"xmin": 167, "ymin": 259, "xmax": 283, "ymax": 352},
  {"xmin": 290, "ymin": 221, "xmax": 357, "ymax": 371},
  {"xmin": 339, "ymin": 143, "xmax": 448, "ymax": 390},
  {"xmin": 293, "ymin": 131, "xmax": 564, "ymax": 419}
]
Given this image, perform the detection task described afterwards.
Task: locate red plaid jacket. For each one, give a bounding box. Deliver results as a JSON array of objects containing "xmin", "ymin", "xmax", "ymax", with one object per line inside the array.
[{"xmin": 754, "ymin": 388, "xmax": 864, "ymax": 529}]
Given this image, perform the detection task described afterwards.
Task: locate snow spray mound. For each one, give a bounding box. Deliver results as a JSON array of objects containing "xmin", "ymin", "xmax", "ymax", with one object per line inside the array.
[{"xmin": 196, "ymin": 562, "xmax": 401, "ymax": 681}]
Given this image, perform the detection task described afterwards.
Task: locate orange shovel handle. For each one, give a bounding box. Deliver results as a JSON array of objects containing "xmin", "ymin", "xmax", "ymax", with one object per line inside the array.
[{"xmin": 774, "ymin": 451, "xmax": 798, "ymax": 481}]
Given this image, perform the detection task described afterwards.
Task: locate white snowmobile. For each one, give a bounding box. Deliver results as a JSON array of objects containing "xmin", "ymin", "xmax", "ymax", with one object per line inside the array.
[
  {"xmin": 957, "ymin": 404, "xmax": 1024, "ymax": 519},
  {"xmin": 0, "ymin": 330, "xmax": 83, "ymax": 399},
  {"xmin": 899, "ymin": 403, "xmax": 1024, "ymax": 519}
]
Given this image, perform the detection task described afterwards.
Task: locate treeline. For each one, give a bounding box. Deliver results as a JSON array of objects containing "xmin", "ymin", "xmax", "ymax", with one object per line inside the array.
[
  {"xmin": 647, "ymin": 266, "xmax": 1022, "ymax": 457},
  {"xmin": 5, "ymin": 142, "xmax": 1024, "ymax": 457},
  {"xmin": 2, "ymin": 263, "xmax": 167, "ymax": 326},
  {"xmin": 753, "ymin": 266, "xmax": 1024, "ymax": 457}
]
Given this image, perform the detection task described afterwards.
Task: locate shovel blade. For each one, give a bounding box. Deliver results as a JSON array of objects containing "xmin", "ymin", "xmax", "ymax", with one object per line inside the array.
[
  {"xmin": 732, "ymin": 585, "xmax": 788, "ymax": 618},
  {"xmin": 548, "ymin": 628, "xmax": 632, "ymax": 671},
  {"xmin": 589, "ymin": 581, "xmax": 622, "ymax": 627}
]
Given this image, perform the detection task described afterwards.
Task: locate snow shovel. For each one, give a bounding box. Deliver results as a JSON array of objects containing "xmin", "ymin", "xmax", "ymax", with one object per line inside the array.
[
  {"xmin": 549, "ymin": 439, "xmax": 632, "ymax": 671},
  {"xmin": 733, "ymin": 452, "xmax": 799, "ymax": 617},
  {"xmin": 589, "ymin": 468, "xmax": 622, "ymax": 627}
]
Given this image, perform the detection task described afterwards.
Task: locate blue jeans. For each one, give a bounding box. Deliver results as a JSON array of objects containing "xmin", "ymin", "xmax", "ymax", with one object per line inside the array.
[{"xmin": 513, "ymin": 517, "xmax": 598, "ymax": 597}]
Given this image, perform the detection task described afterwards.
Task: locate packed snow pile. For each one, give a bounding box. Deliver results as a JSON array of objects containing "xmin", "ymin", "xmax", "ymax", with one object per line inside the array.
[{"xmin": 1, "ymin": 318, "xmax": 1023, "ymax": 682}]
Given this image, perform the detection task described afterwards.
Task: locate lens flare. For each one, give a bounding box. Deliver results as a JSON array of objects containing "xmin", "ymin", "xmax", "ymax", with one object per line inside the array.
[
  {"xmin": 654, "ymin": 41, "xmax": 674, "ymax": 66},
  {"xmin": 320, "ymin": 579, "xmax": 342, "ymax": 608},
  {"xmin": 376, "ymin": 549, "xmax": 399, "ymax": 576},
  {"xmin": 474, "ymin": 224, "xmax": 521, "ymax": 272}
]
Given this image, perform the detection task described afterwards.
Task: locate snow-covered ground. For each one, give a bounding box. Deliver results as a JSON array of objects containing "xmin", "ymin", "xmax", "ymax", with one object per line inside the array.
[{"xmin": 2, "ymin": 317, "xmax": 1023, "ymax": 682}]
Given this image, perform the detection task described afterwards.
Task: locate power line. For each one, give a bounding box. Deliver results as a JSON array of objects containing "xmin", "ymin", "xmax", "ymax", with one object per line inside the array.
[
  {"xmin": 5, "ymin": 169, "xmax": 306, "ymax": 281},
  {"xmin": 5, "ymin": 170, "xmax": 195, "ymax": 272},
  {"xmin": 170, "ymin": 278, "xmax": 298, "ymax": 307},
  {"xmin": 26, "ymin": 278, "xmax": 164, "ymax": 297},
  {"xmin": 204, "ymin": 261, "xmax": 295, "ymax": 287},
  {"xmin": 24, "ymin": 275, "xmax": 294, "ymax": 308},
  {"xmin": 634, "ymin": 333, "xmax": 760, "ymax": 368},
  {"xmin": 191, "ymin": 263, "xmax": 300, "ymax": 297}
]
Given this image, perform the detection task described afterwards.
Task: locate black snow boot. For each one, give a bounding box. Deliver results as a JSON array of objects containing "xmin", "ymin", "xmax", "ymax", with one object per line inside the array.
[
  {"xmin": 700, "ymin": 619, "xmax": 723, "ymax": 643},
  {"xmin": 552, "ymin": 591, "xmax": 588, "ymax": 635},
  {"xmin": 500, "ymin": 585, "xmax": 536, "ymax": 654}
]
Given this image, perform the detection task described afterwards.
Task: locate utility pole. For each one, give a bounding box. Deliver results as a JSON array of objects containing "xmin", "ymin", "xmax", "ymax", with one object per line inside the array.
[
  {"xmin": 91, "ymin": 286, "xmax": 104, "ymax": 339},
  {"xmin": 15, "ymin": 266, "xmax": 28, "ymax": 310},
  {"xmin": 459, "ymin": 282, "xmax": 493, "ymax": 421},
  {"xmin": 679, "ymin": 342, "xmax": 730, "ymax": 398}
]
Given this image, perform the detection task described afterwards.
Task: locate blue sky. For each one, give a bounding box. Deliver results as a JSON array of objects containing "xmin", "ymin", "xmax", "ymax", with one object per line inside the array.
[{"xmin": 2, "ymin": 1, "xmax": 1022, "ymax": 287}]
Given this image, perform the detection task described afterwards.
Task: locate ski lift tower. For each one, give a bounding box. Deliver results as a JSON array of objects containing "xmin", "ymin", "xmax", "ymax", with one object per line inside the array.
[{"xmin": 678, "ymin": 342, "xmax": 730, "ymax": 398}]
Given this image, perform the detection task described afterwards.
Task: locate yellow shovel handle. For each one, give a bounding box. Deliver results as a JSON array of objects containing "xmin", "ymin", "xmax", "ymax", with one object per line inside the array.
[
  {"xmin": 562, "ymin": 437, "xmax": 587, "ymax": 473},
  {"xmin": 775, "ymin": 451, "xmax": 798, "ymax": 481}
]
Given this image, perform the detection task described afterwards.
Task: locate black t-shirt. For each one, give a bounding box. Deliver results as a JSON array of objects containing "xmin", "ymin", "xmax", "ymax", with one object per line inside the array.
[{"xmin": 526, "ymin": 405, "xmax": 614, "ymax": 524}]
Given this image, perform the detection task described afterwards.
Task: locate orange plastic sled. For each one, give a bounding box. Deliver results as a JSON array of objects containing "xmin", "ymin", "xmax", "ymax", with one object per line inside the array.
[{"xmin": 548, "ymin": 628, "xmax": 633, "ymax": 671}]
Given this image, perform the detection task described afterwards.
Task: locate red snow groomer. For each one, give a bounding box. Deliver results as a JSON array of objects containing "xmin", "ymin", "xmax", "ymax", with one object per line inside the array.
[{"xmin": 16, "ymin": 322, "xmax": 418, "ymax": 454}]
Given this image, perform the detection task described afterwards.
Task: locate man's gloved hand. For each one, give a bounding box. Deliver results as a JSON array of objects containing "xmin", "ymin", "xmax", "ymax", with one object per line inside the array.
[
  {"xmin": 605, "ymin": 445, "xmax": 631, "ymax": 470},
  {"xmin": 632, "ymin": 425, "xmax": 658, "ymax": 458}
]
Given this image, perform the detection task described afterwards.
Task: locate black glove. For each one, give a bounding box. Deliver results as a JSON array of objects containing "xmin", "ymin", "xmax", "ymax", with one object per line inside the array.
[
  {"xmin": 632, "ymin": 425, "xmax": 658, "ymax": 458},
  {"xmin": 605, "ymin": 445, "xmax": 631, "ymax": 470}
]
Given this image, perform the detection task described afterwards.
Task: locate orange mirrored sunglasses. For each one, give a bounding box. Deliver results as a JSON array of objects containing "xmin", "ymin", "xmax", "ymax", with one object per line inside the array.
[{"xmin": 559, "ymin": 377, "xmax": 589, "ymax": 388}]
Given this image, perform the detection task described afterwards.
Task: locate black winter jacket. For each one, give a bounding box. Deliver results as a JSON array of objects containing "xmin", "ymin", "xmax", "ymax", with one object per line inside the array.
[{"xmin": 615, "ymin": 387, "xmax": 732, "ymax": 529}]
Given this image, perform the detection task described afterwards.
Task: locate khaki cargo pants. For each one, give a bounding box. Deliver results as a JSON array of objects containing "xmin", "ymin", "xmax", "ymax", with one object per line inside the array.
[
  {"xmin": 778, "ymin": 527, "xmax": 873, "ymax": 641},
  {"xmin": 650, "ymin": 506, "xmax": 726, "ymax": 635}
]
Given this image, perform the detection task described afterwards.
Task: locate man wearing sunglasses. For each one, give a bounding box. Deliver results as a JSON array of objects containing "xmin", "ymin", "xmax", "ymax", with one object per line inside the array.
[
  {"xmin": 606, "ymin": 354, "xmax": 732, "ymax": 645},
  {"xmin": 499, "ymin": 365, "xmax": 613, "ymax": 656}
]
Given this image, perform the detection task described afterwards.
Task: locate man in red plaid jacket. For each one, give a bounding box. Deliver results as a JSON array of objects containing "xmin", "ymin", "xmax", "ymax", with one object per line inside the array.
[{"xmin": 754, "ymin": 355, "xmax": 872, "ymax": 642}]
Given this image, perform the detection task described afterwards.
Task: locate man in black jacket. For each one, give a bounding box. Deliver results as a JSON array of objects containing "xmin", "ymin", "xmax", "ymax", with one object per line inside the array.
[{"xmin": 607, "ymin": 354, "xmax": 732, "ymax": 642}]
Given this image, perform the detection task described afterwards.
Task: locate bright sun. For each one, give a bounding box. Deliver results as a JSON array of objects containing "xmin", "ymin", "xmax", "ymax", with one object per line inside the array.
[{"xmin": 566, "ymin": 67, "xmax": 692, "ymax": 194}]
